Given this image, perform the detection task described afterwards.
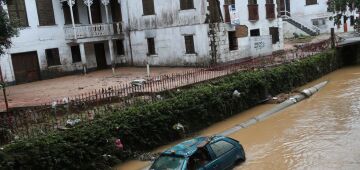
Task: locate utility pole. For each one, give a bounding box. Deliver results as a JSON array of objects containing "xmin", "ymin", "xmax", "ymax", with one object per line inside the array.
[{"xmin": 0, "ymin": 66, "xmax": 9, "ymax": 112}]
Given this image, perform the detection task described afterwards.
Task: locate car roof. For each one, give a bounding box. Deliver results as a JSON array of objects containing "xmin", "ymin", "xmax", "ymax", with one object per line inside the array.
[{"xmin": 162, "ymin": 136, "xmax": 226, "ymax": 157}]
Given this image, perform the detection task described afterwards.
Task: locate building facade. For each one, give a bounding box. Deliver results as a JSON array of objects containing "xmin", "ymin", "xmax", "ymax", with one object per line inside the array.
[
  {"xmin": 1, "ymin": 0, "xmax": 284, "ymax": 85},
  {"xmin": 280, "ymin": 0, "xmax": 358, "ymax": 38}
]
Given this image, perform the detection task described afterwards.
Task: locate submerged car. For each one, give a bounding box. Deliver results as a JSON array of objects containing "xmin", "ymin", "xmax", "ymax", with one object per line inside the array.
[{"xmin": 149, "ymin": 136, "xmax": 246, "ymax": 170}]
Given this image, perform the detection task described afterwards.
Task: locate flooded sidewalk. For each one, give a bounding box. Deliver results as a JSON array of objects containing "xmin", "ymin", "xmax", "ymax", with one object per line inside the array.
[{"xmin": 116, "ymin": 66, "xmax": 360, "ymax": 170}]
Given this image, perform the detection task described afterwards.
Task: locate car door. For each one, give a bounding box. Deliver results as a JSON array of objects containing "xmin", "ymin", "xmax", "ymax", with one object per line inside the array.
[{"xmin": 203, "ymin": 140, "xmax": 237, "ymax": 170}]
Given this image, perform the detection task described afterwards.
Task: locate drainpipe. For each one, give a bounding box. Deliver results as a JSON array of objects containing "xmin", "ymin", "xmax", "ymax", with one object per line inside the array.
[
  {"xmin": 125, "ymin": 0, "xmax": 134, "ymax": 66},
  {"xmin": 219, "ymin": 81, "xmax": 329, "ymax": 136}
]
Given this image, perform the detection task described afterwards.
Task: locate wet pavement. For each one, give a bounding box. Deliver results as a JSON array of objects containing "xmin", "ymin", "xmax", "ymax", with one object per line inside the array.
[{"xmin": 116, "ymin": 66, "xmax": 360, "ymax": 170}]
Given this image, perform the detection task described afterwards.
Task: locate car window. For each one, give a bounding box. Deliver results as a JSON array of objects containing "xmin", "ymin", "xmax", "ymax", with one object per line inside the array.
[
  {"xmin": 187, "ymin": 148, "xmax": 212, "ymax": 170},
  {"xmin": 150, "ymin": 155, "xmax": 185, "ymax": 170},
  {"xmin": 210, "ymin": 140, "xmax": 235, "ymax": 157}
]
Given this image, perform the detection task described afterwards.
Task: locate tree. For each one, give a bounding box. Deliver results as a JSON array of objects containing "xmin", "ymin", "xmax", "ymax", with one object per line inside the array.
[
  {"xmin": 0, "ymin": 0, "xmax": 19, "ymax": 55},
  {"xmin": 327, "ymin": 0, "xmax": 360, "ymax": 30}
]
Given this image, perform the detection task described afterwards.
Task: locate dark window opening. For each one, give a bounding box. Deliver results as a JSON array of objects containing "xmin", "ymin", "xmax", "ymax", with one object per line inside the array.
[
  {"xmin": 184, "ymin": 35, "xmax": 195, "ymax": 54},
  {"xmin": 111, "ymin": 0, "xmax": 122, "ymax": 22},
  {"xmin": 269, "ymin": 27, "xmax": 279, "ymax": 44},
  {"xmin": 250, "ymin": 29, "xmax": 260, "ymax": 36},
  {"xmin": 228, "ymin": 31, "xmax": 238, "ymax": 51},
  {"xmin": 142, "ymin": 0, "xmax": 155, "ymax": 15},
  {"xmin": 266, "ymin": 0, "xmax": 273, "ymax": 3},
  {"xmin": 36, "ymin": 0, "xmax": 56, "ymax": 26},
  {"xmin": 180, "ymin": 0, "xmax": 194, "ymax": 10},
  {"xmin": 46, "ymin": 48, "xmax": 61, "ymax": 66},
  {"xmin": 306, "ymin": 0, "xmax": 317, "ymax": 5},
  {"xmin": 116, "ymin": 40, "xmax": 125, "ymax": 55},
  {"xmin": 7, "ymin": 0, "xmax": 29, "ymax": 27},
  {"xmin": 147, "ymin": 38, "xmax": 156, "ymax": 55},
  {"xmin": 350, "ymin": 15, "xmax": 355, "ymax": 26},
  {"xmin": 62, "ymin": 2, "xmax": 80, "ymax": 25},
  {"xmin": 71, "ymin": 45, "xmax": 82, "ymax": 63}
]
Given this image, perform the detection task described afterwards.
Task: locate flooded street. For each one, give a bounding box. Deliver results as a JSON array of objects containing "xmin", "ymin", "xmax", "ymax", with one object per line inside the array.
[{"xmin": 117, "ymin": 66, "xmax": 360, "ymax": 170}]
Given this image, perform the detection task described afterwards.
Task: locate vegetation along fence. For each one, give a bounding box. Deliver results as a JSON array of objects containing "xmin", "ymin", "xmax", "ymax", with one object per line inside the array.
[{"xmin": 0, "ymin": 39, "xmax": 331, "ymax": 145}]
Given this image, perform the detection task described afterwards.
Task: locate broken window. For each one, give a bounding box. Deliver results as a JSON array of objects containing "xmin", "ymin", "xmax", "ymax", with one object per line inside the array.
[
  {"xmin": 265, "ymin": 0, "xmax": 275, "ymax": 19},
  {"xmin": 7, "ymin": 0, "xmax": 29, "ymax": 27},
  {"xmin": 142, "ymin": 0, "xmax": 155, "ymax": 15},
  {"xmin": 306, "ymin": 0, "xmax": 317, "ymax": 5},
  {"xmin": 250, "ymin": 29, "xmax": 260, "ymax": 36},
  {"xmin": 248, "ymin": 0, "xmax": 259, "ymax": 21},
  {"xmin": 36, "ymin": 0, "xmax": 56, "ymax": 26},
  {"xmin": 180, "ymin": 0, "xmax": 194, "ymax": 10},
  {"xmin": 71, "ymin": 45, "xmax": 82, "ymax": 63},
  {"xmin": 147, "ymin": 38, "xmax": 156, "ymax": 55},
  {"xmin": 116, "ymin": 40, "xmax": 125, "ymax": 55},
  {"xmin": 228, "ymin": 31, "xmax": 238, "ymax": 51},
  {"xmin": 269, "ymin": 27, "xmax": 279, "ymax": 44},
  {"xmin": 62, "ymin": 1, "xmax": 80, "ymax": 25},
  {"xmin": 184, "ymin": 35, "xmax": 195, "ymax": 54},
  {"xmin": 46, "ymin": 48, "xmax": 61, "ymax": 66}
]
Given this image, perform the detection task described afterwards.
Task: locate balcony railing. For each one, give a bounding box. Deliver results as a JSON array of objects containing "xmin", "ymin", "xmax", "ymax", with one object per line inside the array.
[{"xmin": 64, "ymin": 22, "xmax": 122, "ymax": 40}]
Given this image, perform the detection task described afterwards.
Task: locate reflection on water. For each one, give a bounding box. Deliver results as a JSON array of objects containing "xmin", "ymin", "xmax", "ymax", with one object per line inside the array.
[{"xmin": 117, "ymin": 66, "xmax": 360, "ymax": 170}]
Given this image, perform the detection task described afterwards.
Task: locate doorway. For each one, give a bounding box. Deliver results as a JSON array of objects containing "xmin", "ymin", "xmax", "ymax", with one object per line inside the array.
[
  {"xmin": 11, "ymin": 51, "xmax": 41, "ymax": 84},
  {"xmin": 279, "ymin": 0, "xmax": 290, "ymax": 16},
  {"xmin": 94, "ymin": 43, "xmax": 107, "ymax": 69},
  {"xmin": 90, "ymin": 0, "xmax": 102, "ymax": 23}
]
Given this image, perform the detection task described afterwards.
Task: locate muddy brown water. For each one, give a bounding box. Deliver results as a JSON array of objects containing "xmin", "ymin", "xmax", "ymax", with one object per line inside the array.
[{"xmin": 116, "ymin": 66, "xmax": 360, "ymax": 170}]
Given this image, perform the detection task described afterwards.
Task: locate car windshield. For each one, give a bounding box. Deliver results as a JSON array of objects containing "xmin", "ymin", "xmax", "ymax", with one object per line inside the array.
[{"xmin": 150, "ymin": 155, "xmax": 185, "ymax": 170}]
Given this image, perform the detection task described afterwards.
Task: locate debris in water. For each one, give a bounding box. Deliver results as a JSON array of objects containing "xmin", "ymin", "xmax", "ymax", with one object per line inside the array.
[{"xmin": 137, "ymin": 152, "xmax": 161, "ymax": 161}]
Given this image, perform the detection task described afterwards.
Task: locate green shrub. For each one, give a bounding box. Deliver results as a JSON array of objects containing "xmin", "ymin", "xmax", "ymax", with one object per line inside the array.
[{"xmin": 0, "ymin": 50, "xmax": 340, "ymax": 169}]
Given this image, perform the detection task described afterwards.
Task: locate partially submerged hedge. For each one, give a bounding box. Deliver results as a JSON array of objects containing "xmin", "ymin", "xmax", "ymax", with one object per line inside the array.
[{"xmin": 0, "ymin": 50, "xmax": 341, "ymax": 169}]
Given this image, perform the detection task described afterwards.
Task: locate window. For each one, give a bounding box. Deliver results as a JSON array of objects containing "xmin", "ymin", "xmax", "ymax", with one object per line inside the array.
[
  {"xmin": 46, "ymin": 48, "xmax": 61, "ymax": 66},
  {"xmin": 248, "ymin": 0, "xmax": 257, "ymax": 5},
  {"xmin": 250, "ymin": 29, "xmax": 260, "ymax": 36},
  {"xmin": 269, "ymin": 27, "xmax": 279, "ymax": 44},
  {"xmin": 62, "ymin": 2, "xmax": 80, "ymax": 24},
  {"xmin": 350, "ymin": 15, "xmax": 355, "ymax": 26},
  {"xmin": 116, "ymin": 40, "xmax": 125, "ymax": 55},
  {"xmin": 224, "ymin": 0, "xmax": 235, "ymax": 23},
  {"xmin": 306, "ymin": 0, "xmax": 317, "ymax": 5},
  {"xmin": 71, "ymin": 45, "xmax": 81, "ymax": 63},
  {"xmin": 36, "ymin": 0, "xmax": 56, "ymax": 26},
  {"xmin": 111, "ymin": 0, "xmax": 122, "ymax": 22},
  {"xmin": 228, "ymin": 31, "xmax": 238, "ymax": 51},
  {"xmin": 312, "ymin": 18, "xmax": 326, "ymax": 27},
  {"xmin": 180, "ymin": 0, "xmax": 194, "ymax": 10},
  {"xmin": 265, "ymin": 0, "xmax": 275, "ymax": 19},
  {"xmin": 147, "ymin": 38, "xmax": 156, "ymax": 55},
  {"xmin": 248, "ymin": 0, "xmax": 259, "ymax": 21},
  {"xmin": 210, "ymin": 141, "xmax": 235, "ymax": 157},
  {"xmin": 184, "ymin": 35, "xmax": 195, "ymax": 54},
  {"xmin": 142, "ymin": 0, "xmax": 155, "ymax": 15},
  {"xmin": 7, "ymin": 0, "xmax": 28, "ymax": 27}
]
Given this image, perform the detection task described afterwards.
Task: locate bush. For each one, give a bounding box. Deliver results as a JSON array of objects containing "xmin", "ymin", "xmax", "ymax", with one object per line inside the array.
[{"xmin": 0, "ymin": 50, "xmax": 340, "ymax": 169}]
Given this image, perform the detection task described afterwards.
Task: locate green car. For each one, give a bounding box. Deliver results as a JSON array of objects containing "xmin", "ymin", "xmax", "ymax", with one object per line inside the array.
[{"xmin": 150, "ymin": 136, "xmax": 246, "ymax": 170}]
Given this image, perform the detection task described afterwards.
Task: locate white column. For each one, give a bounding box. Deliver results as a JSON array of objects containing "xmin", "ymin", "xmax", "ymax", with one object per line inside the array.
[
  {"xmin": 68, "ymin": 0, "xmax": 77, "ymax": 39},
  {"xmin": 79, "ymin": 43, "xmax": 87, "ymax": 74},
  {"xmin": 101, "ymin": 0, "xmax": 110, "ymax": 23},
  {"xmin": 84, "ymin": 0, "xmax": 93, "ymax": 25},
  {"xmin": 108, "ymin": 39, "xmax": 115, "ymax": 74}
]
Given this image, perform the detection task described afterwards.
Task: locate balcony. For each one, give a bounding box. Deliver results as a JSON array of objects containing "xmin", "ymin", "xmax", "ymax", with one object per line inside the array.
[{"xmin": 64, "ymin": 22, "xmax": 123, "ymax": 41}]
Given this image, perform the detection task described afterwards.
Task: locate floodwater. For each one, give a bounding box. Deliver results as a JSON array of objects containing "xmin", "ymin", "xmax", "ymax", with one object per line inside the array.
[{"xmin": 116, "ymin": 66, "xmax": 360, "ymax": 170}]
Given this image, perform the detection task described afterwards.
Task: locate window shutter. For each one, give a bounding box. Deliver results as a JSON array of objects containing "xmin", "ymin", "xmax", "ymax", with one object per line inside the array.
[
  {"xmin": 142, "ymin": 0, "xmax": 155, "ymax": 15},
  {"xmin": 36, "ymin": 0, "xmax": 56, "ymax": 26},
  {"xmin": 7, "ymin": 0, "xmax": 29, "ymax": 27}
]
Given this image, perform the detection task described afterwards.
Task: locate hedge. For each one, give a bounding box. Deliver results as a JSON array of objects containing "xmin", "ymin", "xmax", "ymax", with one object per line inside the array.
[{"xmin": 0, "ymin": 50, "xmax": 341, "ymax": 169}]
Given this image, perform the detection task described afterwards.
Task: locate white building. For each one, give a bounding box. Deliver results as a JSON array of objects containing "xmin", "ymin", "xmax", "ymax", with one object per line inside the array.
[
  {"xmin": 280, "ymin": 0, "xmax": 358, "ymax": 38},
  {"xmin": 1, "ymin": 0, "xmax": 284, "ymax": 85}
]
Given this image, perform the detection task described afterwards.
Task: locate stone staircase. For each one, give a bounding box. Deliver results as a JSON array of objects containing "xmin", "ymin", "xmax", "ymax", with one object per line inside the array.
[{"xmin": 282, "ymin": 16, "xmax": 320, "ymax": 36}]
